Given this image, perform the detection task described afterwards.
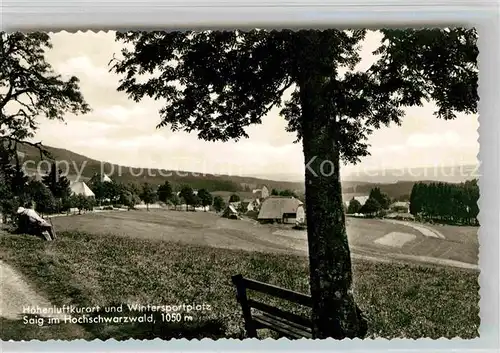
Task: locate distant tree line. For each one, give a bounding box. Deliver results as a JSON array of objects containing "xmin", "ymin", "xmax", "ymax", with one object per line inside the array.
[
  {"xmin": 0, "ymin": 152, "xmax": 234, "ymax": 221},
  {"xmin": 410, "ymin": 180, "xmax": 479, "ymax": 225},
  {"xmin": 271, "ymin": 188, "xmax": 299, "ymax": 198},
  {"xmin": 347, "ymin": 187, "xmax": 391, "ymax": 216},
  {"xmin": 0, "ymin": 150, "xmax": 96, "ymax": 221}
]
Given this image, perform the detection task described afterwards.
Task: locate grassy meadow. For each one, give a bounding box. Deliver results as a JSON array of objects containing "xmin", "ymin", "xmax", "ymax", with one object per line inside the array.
[{"xmin": 0, "ymin": 229, "xmax": 479, "ymax": 340}]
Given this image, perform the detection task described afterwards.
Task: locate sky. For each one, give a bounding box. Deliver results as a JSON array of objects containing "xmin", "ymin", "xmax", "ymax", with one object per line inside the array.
[{"xmin": 30, "ymin": 30, "xmax": 479, "ymax": 179}]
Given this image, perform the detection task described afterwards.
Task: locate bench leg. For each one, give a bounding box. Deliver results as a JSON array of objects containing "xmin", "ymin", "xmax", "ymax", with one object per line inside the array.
[{"xmin": 245, "ymin": 322, "xmax": 257, "ymax": 338}]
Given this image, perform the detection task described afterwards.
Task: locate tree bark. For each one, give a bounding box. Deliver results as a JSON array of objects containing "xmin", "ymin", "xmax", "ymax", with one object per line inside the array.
[{"xmin": 299, "ymin": 77, "xmax": 368, "ymax": 339}]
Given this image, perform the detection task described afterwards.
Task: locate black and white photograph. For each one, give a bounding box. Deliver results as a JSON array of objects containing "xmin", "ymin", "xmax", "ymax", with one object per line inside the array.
[{"xmin": 0, "ymin": 28, "xmax": 479, "ymax": 340}]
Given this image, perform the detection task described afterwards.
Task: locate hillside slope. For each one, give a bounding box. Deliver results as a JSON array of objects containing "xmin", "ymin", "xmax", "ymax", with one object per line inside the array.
[
  {"xmin": 6, "ymin": 141, "xmax": 476, "ymax": 199},
  {"xmin": 11, "ymin": 142, "xmax": 305, "ymax": 192}
]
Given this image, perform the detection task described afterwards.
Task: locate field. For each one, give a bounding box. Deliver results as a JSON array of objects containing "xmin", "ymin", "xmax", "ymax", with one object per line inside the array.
[
  {"xmin": 50, "ymin": 210, "xmax": 479, "ymax": 267},
  {"xmin": 0, "ymin": 209, "xmax": 480, "ymax": 340}
]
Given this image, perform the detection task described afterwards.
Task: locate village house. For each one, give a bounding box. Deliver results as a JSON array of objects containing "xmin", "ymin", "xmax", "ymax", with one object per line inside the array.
[
  {"xmin": 222, "ymin": 204, "xmax": 239, "ymax": 219},
  {"xmin": 238, "ymin": 198, "xmax": 261, "ymax": 213},
  {"xmin": 252, "ymin": 185, "xmax": 269, "ymax": 200},
  {"xmin": 389, "ymin": 201, "xmax": 410, "ymax": 213},
  {"xmin": 70, "ymin": 181, "xmax": 95, "ymax": 197},
  {"xmin": 344, "ymin": 195, "xmax": 369, "ymax": 208},
  {"xmin": 257, "ymin": 196, "xmax": 305, "ymax": 224}
]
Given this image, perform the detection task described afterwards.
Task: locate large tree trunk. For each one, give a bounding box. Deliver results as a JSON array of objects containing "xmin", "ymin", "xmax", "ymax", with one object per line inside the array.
[{"xmin": 299, "ymin": 77, "xmax": 367, "ymax": 339}]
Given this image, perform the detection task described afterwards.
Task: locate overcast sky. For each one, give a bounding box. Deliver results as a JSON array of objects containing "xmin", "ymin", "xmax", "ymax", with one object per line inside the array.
[{"xmin": 32, "ymin": 31, "xmax": 479, "ymax": 178}]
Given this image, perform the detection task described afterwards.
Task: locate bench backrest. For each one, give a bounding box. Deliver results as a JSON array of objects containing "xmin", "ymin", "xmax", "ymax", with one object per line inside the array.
[{"xmin": 231, "ymin": 274, "xmax": 313, "ymax": 328}]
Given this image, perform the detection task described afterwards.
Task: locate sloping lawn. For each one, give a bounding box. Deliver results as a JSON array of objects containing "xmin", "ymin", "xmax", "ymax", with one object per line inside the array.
[{"xmin": 0, "ymin": 231, "xmax": 479, "ymax": 340}]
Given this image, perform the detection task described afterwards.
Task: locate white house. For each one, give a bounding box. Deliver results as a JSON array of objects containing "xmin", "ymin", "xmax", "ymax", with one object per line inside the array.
[
  {"xmin": 70, "ymin": 181, "xmax": 95, "ymax": 197},
  {"xmin": 252, "ymin": 185, "xmax": 269, "ymax": 200}
]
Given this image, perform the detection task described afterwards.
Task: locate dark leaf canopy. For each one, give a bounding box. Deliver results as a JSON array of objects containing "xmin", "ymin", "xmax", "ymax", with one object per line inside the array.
[
  {"xmin": 111, "ymin": 29, "xmax": 477, "ymax": 164},
  {"xmin": 372, "ymin": 28, "xmax": 478, "ymax": 119}
]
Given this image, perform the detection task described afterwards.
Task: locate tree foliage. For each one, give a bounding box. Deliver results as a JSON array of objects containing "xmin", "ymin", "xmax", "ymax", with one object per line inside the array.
[
  {"xmin": 229, "ymin": 194, "xmax": 240, "ymax": 203},
  {"xmin": 272, "ymin": 188, "xmax": 299, "ymax": 198},
  {"xmin": 197, "ymin": 188, "xmax": 213, "ymax": 210},
  {"xmin": 157, "ymin": 180, "xmax": 173, "ymax": 202},
  {"xmin": 110, "ymin": 28, "xmax": 477, "ymax": 339},
  {"xmin": 139, "ymin": 182, "xmax": 157, "ymax": 210},
  {"xmin": 69, "ymin": 194, "xmax": 95, "ymax": 214},
  {"xmin": 42, "ymin": 162, "xmax": 71, "ymax": 200},
  {"xmin": 359, "ymin": 197, "xmax": 381, "ymax": 216},
  {"xmin": 347, "ymin": 198, "xmax": 362, "ymax": 214},
  {"xmin": 26, "ymin": 180, "xmax": 56, "ymax": 214},
  {"xmin": 0, "ymin": 32, "xmax": 90, "ymax": 154},
  {"xmin": 368, "ymin": 187, "xmax": 391, "ymax": 210},
  {"xmin": 410, "ymin": 180, "xmax": 479, "ymax": 225},
  {"xmin": 212, "ymin": 195, "xmax": 225, "ymax": 212},
  {"xmin": 111, "ymin": 29, "xmax": 476, "ymax": 164},
  {"xmin": 179, "ymin": 185, "xmax": 196, "ymax": 210},
  {"xmin": 169, "ymin": 193, "xmax": 181, "ymax": 210}
]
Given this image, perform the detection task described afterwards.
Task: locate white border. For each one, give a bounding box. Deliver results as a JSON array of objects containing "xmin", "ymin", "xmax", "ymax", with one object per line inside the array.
[{"xmin": 1, "ymin": 0, "xmax": 499, "ymax": 352}]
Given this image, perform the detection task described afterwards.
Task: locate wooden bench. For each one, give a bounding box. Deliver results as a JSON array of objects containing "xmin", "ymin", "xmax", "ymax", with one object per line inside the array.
[{"xmin": 231, "ymin": 274, "xmax": 313, "ymax": 339}]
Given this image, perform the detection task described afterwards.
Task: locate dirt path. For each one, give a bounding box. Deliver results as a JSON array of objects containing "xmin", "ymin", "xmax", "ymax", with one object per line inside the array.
[{"xmin": 0, "ymin": 260, "xmax": 66, "ymax": 321}]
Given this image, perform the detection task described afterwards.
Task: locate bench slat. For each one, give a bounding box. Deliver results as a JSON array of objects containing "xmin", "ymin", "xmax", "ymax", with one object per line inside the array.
[
  {"xmin": 247, "ymin": 299, "xmax": 312, "ymax": 328},
  {"xmin": 238, "ymin": 277, "xmax": 312, "ymax": 307},
  {"xmin": 253, "ymin": 313, "xmax": 312, "ymax": 339}
]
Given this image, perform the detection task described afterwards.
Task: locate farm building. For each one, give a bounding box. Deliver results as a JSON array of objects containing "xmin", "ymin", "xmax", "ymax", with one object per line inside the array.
[
  {"xmin": 70, "ymin": 181, "xmax": 95, "ymax": 197},
  {"xmin": 252, "ymin": 185, "xmax": 269, "ymax": 200},
  {"xmin": 229, "ymin": 201, "xmax": 241, "ymax": 209},
  {"xmin": 390, "ymin": 201, "xmax": 410, "ymax": 213},
  {"xmin": 222, "ymin": 204, "xmax": 239, "ymax": 219},
  {"xmin": 257, "ymin": 196, "xmax": 305, "ymax": 224},
  {"xmin": 238, "ymin": 198, "xmax": 260, "ymax": 213}
]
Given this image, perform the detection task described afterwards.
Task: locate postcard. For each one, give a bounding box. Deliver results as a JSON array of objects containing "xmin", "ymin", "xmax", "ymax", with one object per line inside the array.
[{"xmin": 0, "ymin": 29, "xmax": 479, "ymax": 341}]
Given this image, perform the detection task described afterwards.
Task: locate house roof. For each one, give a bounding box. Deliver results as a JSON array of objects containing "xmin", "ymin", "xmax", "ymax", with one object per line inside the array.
[
  {"xmin": 70, "ymin": 181, "xmax": 95, "ymax": 197},
  {"xmin": 258, "ymin": 197, "xmax": 303, "ymax": 219},
  {"xmin": 344, "ymin": 195, "xmax": 369, "ymax": 206},
  {"xmin": 224, "ymin": 205, "xmax": 238, "ymax": 214},
  {"xmin": 391, "ymin": 201, "xmax": 410, "ymax": 207},
  {"xmin": 102, "ymin": 174, "xmax": 112, "ymax": 183}
]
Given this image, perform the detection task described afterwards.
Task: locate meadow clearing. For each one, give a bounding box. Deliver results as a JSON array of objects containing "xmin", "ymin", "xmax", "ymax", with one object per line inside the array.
[{"xmin": 0, "ymin": 209, "xmax": 479, "ymax": 340}]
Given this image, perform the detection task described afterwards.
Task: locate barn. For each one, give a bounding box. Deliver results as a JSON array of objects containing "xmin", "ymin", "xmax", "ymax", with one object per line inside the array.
[{"xmin": 257, "ymin": 196, "xmax": 305, "ymax": 224}]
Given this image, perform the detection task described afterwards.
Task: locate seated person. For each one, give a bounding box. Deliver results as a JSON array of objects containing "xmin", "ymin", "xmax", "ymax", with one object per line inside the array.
[{"xmin": 16, "ymin": 202, "xmax": 56, "ymax": 240}]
